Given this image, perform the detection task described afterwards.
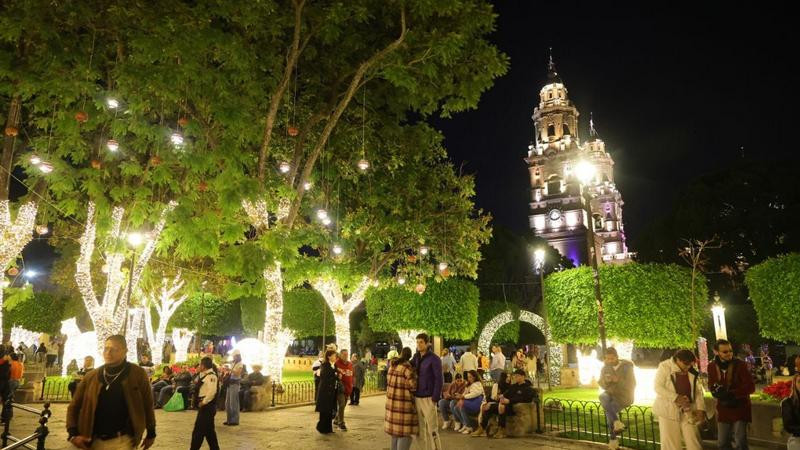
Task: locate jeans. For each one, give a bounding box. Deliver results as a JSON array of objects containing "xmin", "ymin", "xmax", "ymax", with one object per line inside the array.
[
  {"xmin": 335, "ymin": 392, "xmax": 348, "ymax": 426},
  {"xmin": 437, "ymin": 398, "xmax": 457, "ymax": 421},
  {"xmin": 391, "ymin": 436, "xmax": 412, "ymax": 450},
  {"xmin": 453, "ymin": 403, "xmax": 477, "ymax": 429},
  {"xmin": 151, "ymin": 381, "xmax": 169, "ymax": 406},
  {"xmin": 599, "ymin": 392, "xmax": 623, "ymax": 438},
  {"xmin": 226, "ymin": 382, "xmax": 240, "ymax": 424},
  {"xmin": 718, "ymin": 420, "xmax": 748, "ymax": 450},
  {"xmin": 490, "ymin": 369, "xmax": 503, "ymax": 383},
  {"xmin": 8, "ymin": 380, "xmax": 19, "ymax": 400},
  {"xmin": 350, "ymin": 387, "xmax": 361, "ymax": 405}
]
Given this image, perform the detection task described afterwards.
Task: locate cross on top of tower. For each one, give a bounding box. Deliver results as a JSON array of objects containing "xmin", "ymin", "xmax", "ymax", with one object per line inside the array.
[{"xmin": 547, "ymin": 47, "xmax": 563, "ymax": 83}]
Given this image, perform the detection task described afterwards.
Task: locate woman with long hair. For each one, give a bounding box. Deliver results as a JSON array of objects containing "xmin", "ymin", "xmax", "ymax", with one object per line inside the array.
[
  {"xmin": 782, "ymin": 374, "xmax": 800, "ymax": 449},
  {"xmin": 384, "ymin": 347, "xmax": 417, "ymax": 450},
  {"xmin": 315, "ymin": 349, "xmax": 340, "ymax": 434},
  {"xmin": 451, "ymin": 370, "xmax": 484, "ymax": 434}
]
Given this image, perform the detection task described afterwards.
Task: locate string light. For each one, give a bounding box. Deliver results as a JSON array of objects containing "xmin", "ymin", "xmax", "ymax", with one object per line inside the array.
[
  {"xmin": 106, "ymin": 139, "xmax": 119, "ymax": 152},
  {"xmin": 303, "ymin": 182, "xmax": 313, "ymax": 191},
  {"xmin": 419, "ymin": 246, "xmax": 429, "ymax": 256},
  {"xmin": 60, "ymin": 317, "xmax": 100, "ymax": 376},
  {"xmin": 438, "ymin": 261, "xmax": 448, "ymax": 272},
  {"xmin": 170, "ymin": 132, "xmax": 184, "ymax": 147},
  {"xmin": 35, "ymin": 225, "xmax": 48, "ymax": 235},
  {"xmin": 125, "ymin": 308, "xmax": 144, "ymax": 362},
  {"xmin": 332, "ymin": 244, "xmax": 343, "ymax": 255},
  {"xmin": 242, "ymin": 199, "xmax": 270, "ymax": 229},
  {"xmin": 172, "ymin": 327, "xmax": 195, "ymax": 363},
  {"xmin": 10, "ymin": 326, "xmax": 40, "ymax": 348},
  {"xmin": 397, "ymin": 330, "xmax": 424, "ymax": 351},
  {"xmin": 321, "ymin": 217, "xmax": 332, "ymax": 226},
  {"xmin": 279, "ymin": 162, "xmax": 291, "ymax": 173},
  {"xmin": 397, "ymin": 276, "xmax": 406, "ymax": 285},
  {"xmin": 29, "ymin": 155, "xmax": 41, "ymax": 165},
  {"xmin": 106, "ymin": 98, "xmax": 120, "ymax": 109},
  {"xmin": 143, "ymin": 273, "xmax": 188, "ymax": 365},
  {"xmin": 357, "ymin": 159, "xmax": 370, "ymax": 171},
  {"xmin": 316, "ymin": 209, "xmax": 328, "ymax": 220},
  {"xmin": 0, "ymin": 200, "xmax": 38, "ymax": 335},
  {"xmin": 38, "ymin": 162, "xmax": 53, "ymax": 173},
  {"xmin": 262, "ymin": 262, "xmax": 295, "ymax": 383},
  {"xmin": 312, "ymin": 277, "xmax": 371, "ymax": 353}
]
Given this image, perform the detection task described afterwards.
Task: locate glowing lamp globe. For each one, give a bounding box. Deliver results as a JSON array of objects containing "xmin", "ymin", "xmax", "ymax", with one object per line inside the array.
[
  {"xmin": 316, "ymin": 209, "xmax": 328, "ymax": 220},
  {"xmin": 287, "ymin": 126, "xmax": 300, "ymax": 137},
  {"xmin": 303, "ymin": 182, "xmax": 313, "ymax": 191},
  {"xmin": 441, "ymin": 267, "xmax": 451, "ymax": 278},
  {"xmin": 106, "ymin": 98, "xmax": 119, "ymax": 109},
  {"xmin": 575, "ymin": 160, "xmax": 596, "ymax": 185},
  {"xmin": 357, "ymin": 159, "xmax": 370, "ymax": 171},
  {"xmin": 29, "ymin": 155, "xmax": 42, "ymax": 165},
  {"xmin": 438, "ymin": 261, "xmax": 448, "ymax": 272},
  {"xmin": 332, "ymin": 244, "xmax": 343, "ymax": 255},
  {"xmin": 4, "ymin": 127, "xmax": 18, "ymax": 137},
  {"xmin": 397, "ymin": 276, "xmax": 406, "ymax": 285},
  {"xmin": 279, "ymin": 162, "xmax": 291, "ymax": 173},
  {"xmin": 106, "ymin": 139, "xmax": 119, "ymax": 152},
  {"xmin": 419, "ymin": 246, "xmax": 429, "ymax": 256},
  {"xmin": 321, "ymin": 217, "xmax": 332, "ymax": 226},
  {"xmin": 415, "ymin": 284, "xmax": 426, "ymax": 295},
  {"xmin": 38, "ymin": 162, "xmax": 53, "ymax": 173},
  {"xmin": 7, "ymin": 267, "xmax": 19, "ymax": 277},
  {"xmin": 170, "ymin": 132, "xmax": 184, "ymax": 147},
  {"xmin": 126, "ymin": 232, "xmax": 144, "ymax": 247},
  {"xmin": 35, "ymin": 225, "xmax": 49, "ymax": 235}
]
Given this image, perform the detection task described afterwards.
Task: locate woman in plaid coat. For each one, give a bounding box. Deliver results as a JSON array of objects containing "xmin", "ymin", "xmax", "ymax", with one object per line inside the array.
[{"xmin": 385, "ymin": 347, "xmax": 418, "ymax": 450}]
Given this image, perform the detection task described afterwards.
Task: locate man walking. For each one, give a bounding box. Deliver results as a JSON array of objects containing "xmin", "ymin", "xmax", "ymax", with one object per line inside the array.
[
  {"xmin": 459, "ymin": 346, "xmax": 478, "ymax": 379},
  {"xmin": 66, "ymin": 335, "xmax": 156, "ymax": 450},
  {"xmin": 411, "ymin": 333, "xmax": 444, "ymax": 450},
  {"xmin": 598, "ymin": 347, "xmax": 636, "ymax": 449},
  {"xmin": 351, "ymin": 354, "xmax": 366, "ymax": 406},
  {"xmin": 709, "ymin": 339, "xmax": 755, "ymax": 450},
  {"xmin": 490, "ymin": 345, "xmax": 506, "ymax": 383},
  {"xmin": 334, "ymin": 349, "xmax": 354, "ymax": 430},
  {"xmin": 190, "ymin": 357, "xmax": 219, "ymax": 450}
]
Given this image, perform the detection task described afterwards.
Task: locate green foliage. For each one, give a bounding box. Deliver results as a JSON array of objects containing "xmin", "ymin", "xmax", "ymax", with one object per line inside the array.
[
  {"xmin": 475, "ymin": 300, "xmax": 520, "ymax": 344},
  {"xmin": 172, "ymin": 293, "xmax": 242, "ymax": 336},
  {"xmin": 746, "ymin": 253, "xmax": 800, "ymax": 343},
  {"xmin": 282, "ymin": 289, "xmax": 335, "ymax": 339},
  {"xmin": 543, "ymin": 263, "xmax": 707, "ymax": 347},
  {"xmin": 366, "ymin": 279, "xmax": 479, "ymax": 340},
  {"xmin": 4, "ymin": 289, "xmax": 68, "ymax": 334}
]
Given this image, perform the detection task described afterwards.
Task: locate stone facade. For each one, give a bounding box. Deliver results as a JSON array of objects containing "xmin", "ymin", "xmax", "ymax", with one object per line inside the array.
[{"xmin": 526, "ymin": 56, "xmax": 632, "ymax": 266}]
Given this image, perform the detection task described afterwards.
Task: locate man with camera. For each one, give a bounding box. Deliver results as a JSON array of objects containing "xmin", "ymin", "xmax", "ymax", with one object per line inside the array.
[{"xmin": 708, "ymin": 339, "xmax": 755, "ymax": 450}]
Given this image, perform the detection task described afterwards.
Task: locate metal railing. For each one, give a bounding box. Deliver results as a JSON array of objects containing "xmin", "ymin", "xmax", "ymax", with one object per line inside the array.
[
  {"xmin": 39, "ymin": 377, "xmax": 71, "ymax": 403},
  {"xmin": 270, "ymin": 371, "xmax": 387, "ymax": 407},
  {"xmin": 0, "ymin": 401, "xmax": 51, "ymax": 450},
  {"xmin": 542, "ymin": 398, "xmax": 660, "ymax": 450}
]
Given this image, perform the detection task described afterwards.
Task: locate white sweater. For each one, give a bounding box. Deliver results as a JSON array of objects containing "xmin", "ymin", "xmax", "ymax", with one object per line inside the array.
[
  {"xmin": 652, "ymin": 358, "xmax": 705, "ymax": 421},
  {"xmin": 463, "ymin": 381, "xmax": 484, "ymax": 399}
]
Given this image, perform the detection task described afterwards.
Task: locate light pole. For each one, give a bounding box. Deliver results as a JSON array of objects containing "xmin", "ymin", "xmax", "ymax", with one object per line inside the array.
[
  {"xmin": 575, "ymin": 161, "xmax": 608, "ymax": 353},
  {"xmin": 534, "ymin": 247, "xmax": 551, "ymax": 390},
  {"xmin": 711, "ymin": 292, "xmax": 727, "ymax": 341},
  {"xmin": 200, "ymin": 280, "xmax": 207, "ymax": 353},
  {"xmin": 125, "ymin": 232, "xmax": 144, "ymax": 359}
]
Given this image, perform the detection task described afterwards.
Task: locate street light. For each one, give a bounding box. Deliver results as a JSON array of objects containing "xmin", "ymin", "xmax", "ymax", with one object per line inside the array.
[
  {"xmin": 125, "ymin": 232, "xmax": 145, "ymax": 328},
  {"xmin": 575, "ymin": 160, "xmax": 608, "ymax": 353},
  {"xmin": 533, "ymin": 247, "xmax": 551, "ymax": 390},
  {"xmin": 711, "ymin": 292, "xmax": 728, "ymax": 341}
]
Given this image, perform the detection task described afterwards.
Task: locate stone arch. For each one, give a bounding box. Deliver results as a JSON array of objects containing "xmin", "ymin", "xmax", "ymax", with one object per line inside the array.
[{"xmin": 478, "ymin": 310, "xmax": 562, "ymax": 385}]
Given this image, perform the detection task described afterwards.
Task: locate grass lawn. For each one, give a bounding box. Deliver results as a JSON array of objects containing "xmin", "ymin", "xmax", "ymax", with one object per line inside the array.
[
  {"xmin": 281, "ymin": 369, "xmax": 314, "ymax": 383},
  {"xmin": 542, "ymin": 387, "xmax": 604, "ymax": 402}
]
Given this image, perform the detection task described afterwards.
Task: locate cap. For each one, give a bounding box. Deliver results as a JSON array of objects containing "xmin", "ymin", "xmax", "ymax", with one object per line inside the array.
[
  {"xmin": 513, "ymin": 368, "xmax": 526, "ymax": 377},
  {"xmin": 232, "ymin": 349, "xmax": 241, "ymax": 356}
]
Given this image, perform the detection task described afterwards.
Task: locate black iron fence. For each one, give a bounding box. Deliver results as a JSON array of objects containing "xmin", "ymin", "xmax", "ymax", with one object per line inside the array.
[
  {"xmin": 0, "ymin": 401, "xmax": 51, "ymax": 450},
  {"xmin": 270, "ymin": 370, "xmax": 386, "ymax": 407},
  {"xmin": 39, "ymin": 377, "xmax": 71, "ymax": 403},
  {"xmin": 542, "ymin": 398, "xmax": 660, "ymax": 450}
]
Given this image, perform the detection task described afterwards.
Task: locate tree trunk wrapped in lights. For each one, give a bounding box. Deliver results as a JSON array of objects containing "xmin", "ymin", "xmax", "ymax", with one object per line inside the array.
[
  {"xmin": 76, "ymin": 201, "xmax": 176, "ymax": 355},
  {"xmin": 171, "ymin": 327, "xmax": 194, "ymax": 363},
  {"xmin": 143, "ymin": 274, "xmax": 188, "ymax": 366},
  {"xmin": 312, "ymin": 277, "xmax": 371, "ymax": 353},
  {"xmin": 0, "ymin": 200, "xmax": 37, "ymax": 340},
  {"xmin": 397, "ymin": 330, "xmax": 424, "ymax": 352},
  {"xmin": 125, "ymin": 308, "xmax": 144, "ymax": 362},
  {"xmin": 261, "ymin": 262, "xmax": 295, "ymax": 383}
]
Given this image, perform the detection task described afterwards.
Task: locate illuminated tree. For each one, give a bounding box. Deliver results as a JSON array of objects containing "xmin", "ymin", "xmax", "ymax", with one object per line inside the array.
[{"xmin": 142, "ymin": 273, "xmax": 188, "ymax": 365}]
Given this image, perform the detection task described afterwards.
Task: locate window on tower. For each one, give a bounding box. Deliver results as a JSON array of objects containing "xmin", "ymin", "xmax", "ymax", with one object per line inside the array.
[
  {"xmin": 562, "ymin": 124, "xmax": 571, "ymax": 136},
  {"xmin": 547, "ymin": 124, "xmax": 556, "ymax": 137}
]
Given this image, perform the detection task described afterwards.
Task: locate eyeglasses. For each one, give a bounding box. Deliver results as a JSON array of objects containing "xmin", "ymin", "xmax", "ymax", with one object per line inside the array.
[{"xmin": 719, "ymin": 350, "xmax": 733, "ymax": 354}]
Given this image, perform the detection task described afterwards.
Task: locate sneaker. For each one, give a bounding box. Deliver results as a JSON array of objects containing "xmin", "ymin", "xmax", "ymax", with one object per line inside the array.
[
  {"xmin": 339, "ymin": 424, "xmax": 347, "ymax": 431},
  {"xmin": 613, "ymin": 420, "xmax": 626, "ymax": 433},
  {"xmin": 609, "ymin": 438, "xmax": 620, "ymax": 449},
  {"xmin": 471, "ymin": 426, "xmax": 486, "ymax": 437},
  {"xmin": 460, "ymin": 427, "xmax": 473, "ymax": 434},
  {"xmin": 494, "ymin": 428, "xmax": 506, "ymax": 439},
  {"xmin": 453, "ymin": 423, "xmax": 463, "ymax": 432},
  {"xmin": 441, "ymin": 420, "xmax": 451, "ymax": 430}
]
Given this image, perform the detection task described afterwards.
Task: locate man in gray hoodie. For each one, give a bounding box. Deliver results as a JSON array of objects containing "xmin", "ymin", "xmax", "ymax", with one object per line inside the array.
[{"xmin": 598, "ymin": 347, "xmax": 636, "ymax": 449}]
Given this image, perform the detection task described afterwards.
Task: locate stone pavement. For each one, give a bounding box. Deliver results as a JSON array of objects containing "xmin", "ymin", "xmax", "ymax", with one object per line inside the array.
[{"xmin": 10, "ymin": 395, "xmax": 597, "ymax": 450}]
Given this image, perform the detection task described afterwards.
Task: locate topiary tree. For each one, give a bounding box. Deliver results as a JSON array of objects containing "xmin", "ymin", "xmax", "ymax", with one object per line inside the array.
[
  {"xmin": 366, "ymin": 279, "xmax": 479, "ymax": 349},
  {"xmin": 543, "ymin": 263, "xmax": 707, "ymax": 348},
  {"xmin": 3, "ymin": 287, "xmax": 67, "ymax": 335},
  {"xmin": 172, "ymin": 294, "xmax": 242, "ymax": 337},
  {"xmin": 745, "ymin": 253, "xmax": 800, "ymax": 343}
]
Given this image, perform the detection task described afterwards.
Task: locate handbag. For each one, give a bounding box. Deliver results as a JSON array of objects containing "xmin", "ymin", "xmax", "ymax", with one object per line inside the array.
[{"xmin": 163, "ymin": 391, "xmax": 185, "ymax": 412}]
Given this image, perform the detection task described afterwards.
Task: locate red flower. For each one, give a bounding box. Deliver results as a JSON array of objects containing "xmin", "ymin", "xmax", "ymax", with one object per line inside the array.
[{"xmin": 762, "ymin": 380, "xmax": 793, "ymax": 401}]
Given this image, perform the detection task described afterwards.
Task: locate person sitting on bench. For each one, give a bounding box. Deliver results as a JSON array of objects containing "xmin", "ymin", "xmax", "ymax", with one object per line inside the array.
[{"xmin": 472, "ymin": 368, "xmax": 536, "ymax": 439}]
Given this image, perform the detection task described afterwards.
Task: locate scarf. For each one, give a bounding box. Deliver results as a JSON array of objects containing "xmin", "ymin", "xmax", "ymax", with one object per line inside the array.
[{"xmin": 714, "ymin": 355, "xmax": 731, "ymax": 371}]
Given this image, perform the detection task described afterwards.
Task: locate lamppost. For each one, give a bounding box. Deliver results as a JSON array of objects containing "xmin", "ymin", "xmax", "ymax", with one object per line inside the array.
[
  {"xmin": 200, "ymin": 280, "xmax": 207, "ymax": 353},
  {"xmin": 711, "ymin": 292, "xmax": 728, "ymax": 341},
  {"xmin": 575, "ymin": 161, "xmax": 608, "ymax": 353},
  {"xmin": 534, "ymin": 247, "xmax": 551, "ymax": 390},
  {"xmin": 125, "ymin": 232, "xmax": 144, "ymax": 360}
]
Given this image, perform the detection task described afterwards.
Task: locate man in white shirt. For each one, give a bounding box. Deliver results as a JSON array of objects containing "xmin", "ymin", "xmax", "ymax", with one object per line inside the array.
[
  {"xmin": 490, "ymin": 345, "xmax": 506, "ymax": 383},
  {"xmin": 460, "ymin": 346, "xmax": 478, "ymax": 378},
  {"xmin": 190, "ymin": 357, "xmax": 219, "ymax": 450}
]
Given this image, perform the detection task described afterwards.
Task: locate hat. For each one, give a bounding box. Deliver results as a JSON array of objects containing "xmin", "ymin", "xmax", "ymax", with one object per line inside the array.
[
  {"xmin": 232, "ymin": 349, "xmax": 241, "ymax": 357},
  {"xmin": 513, "ymin": 368, "xmax": 526, "ymax": 377}
]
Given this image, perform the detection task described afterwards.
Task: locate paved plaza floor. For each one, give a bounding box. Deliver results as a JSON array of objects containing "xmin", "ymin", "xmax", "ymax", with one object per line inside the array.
[{"xmin": 10, "ymin": 395, "xmax": 590, "ymax": 450}]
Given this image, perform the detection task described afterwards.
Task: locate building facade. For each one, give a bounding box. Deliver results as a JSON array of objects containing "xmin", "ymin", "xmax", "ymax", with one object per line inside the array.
[{"xmin": 526, "ymin": 57, "xmax": 632, "ymax": 266}]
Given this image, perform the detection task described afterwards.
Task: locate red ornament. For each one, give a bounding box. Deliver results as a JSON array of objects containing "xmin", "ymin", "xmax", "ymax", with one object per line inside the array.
[
  {"xmin": 91, "ymin": 159, "xmax": 102, "ymax": 169},
  {"xmin": 75, "ymin": 111, "xmax": 89, "ymax": 123},
  {"xmin": 288, "ymin": 126, "xmax": 300, "ymax": 137},
  {"xmin": 4, "ymin": 127, "xmax": 18, "ymax": 137},
  {"xmin": 407, "ymin": 255, "xmax": 417, "ymax": 264},
  {"xmin": 441, "ymin": 267, "xmax": 451, "ymax": 278},
  {"xmin": 178, "ymin": 117, "xmax": 189, "ymax": 127},
  {"xmin": 197, "ymin": 181, "xmax": 208, "ymax": 192},
  {"xmin": 7, "ymin": 267, "xmax": 19, "ymax": 277},
  {"xmin": 414, "ymin": 283, "xmax": 426, "ymax": 295},
  {"xmin": 150, "ymin": 155, "xmax": 162, "ymax": 166}
]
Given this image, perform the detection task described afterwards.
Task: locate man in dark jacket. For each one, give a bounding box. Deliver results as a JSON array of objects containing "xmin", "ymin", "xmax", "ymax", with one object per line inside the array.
[
  {"xmin": 411, "ymin": 333, "xmax": 443, "ymax": 450},
  {"xmin": 473, "ymin": 368, "xmax": 536, "ymax": 439},
  {"xmin": 708, "ymin": 339, "xmax": 755, "ymax": 450},
  {"xmin": 598, "ymin": 347, "xmax": 636, "ymax": 446}
]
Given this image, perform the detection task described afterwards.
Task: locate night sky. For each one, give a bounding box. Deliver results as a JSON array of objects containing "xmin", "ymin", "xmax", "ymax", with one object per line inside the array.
[{"xmin": 436, "ymin": 1, "xmax": 798, "ymax": 241}]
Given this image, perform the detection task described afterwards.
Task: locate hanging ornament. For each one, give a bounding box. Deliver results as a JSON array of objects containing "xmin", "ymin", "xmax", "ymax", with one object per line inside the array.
[
  {"xmin": 415, "ymin": 283, "xmax": 426, "ymax": 295},
  {"xmin": 407, "ymin": 255, "xmax": 417, "ymax": 264},
  {"xmin": 4, "ymin": 127, "xmax": 18, "ymax": 137},
  {"xmin": 438, "ymin": 261, "xmax": 449, "ymax": 272},
  {"xmin": 106, "ymin": 98, "xmax": 120, "ymax": 109},
  {"xmin": 419, "ymin": 246, "xmax": 429, "ymax": 256},
  {"xmin": 38, "ymin": 162, "xmax": 54, "ymax": 173},
  {"xmin": 35, "ymin": 225, "xmax": 49, "ymax": 235},
  {"xmin": 441, "ymin": 267, "xmax": 451, "ymax": 278},
  {"xmin": 170, "ymin": 132, "xmax": 184, "ymax": 147},
  {"xmin": 75, "ymin": 111, "xmax": 89, "ymax": 123},
  {"xmin": 7, "ymin": 267, "xmax": 19, "ymax": 277},
  {"xmin": 279, "ymin": 162, "xmax": 291, "ymax": 173},
  {"xmin": 316, "ymin": 209, "xmax": 328, "ymax": 220},
  {"xmin": 321, "ymin": 217, "xmax": 332, "ymax": 226},
  {"xmin": 357, "ymin": 159, "xmax": 370, "ymax": 171},
  {"xmin": 303, "ymin": 181, "xmax": 313, "ymax": 191},
  {"xmin": 197, "ymin": 181, "xmax": 208, "ymax": 192},
  {"xmin": 177, "ymin": 117, "xmax": 190, "ymax": 127},
  {"xmin": 150, "ymin": 155, "xmax": 162, "ymax": 166},
  {"xmin": 106, "ymin": 139, "xmax": 119, "ymax": 152},
  {"xmin": 287, "ymin": 126, "xmax": 300, "ymax": 137},
  {"xmin": 29, "ymin": 155, "xmax": 42, "ymax": 165},
  {"xmin": 397, "ymin": 276, "xmax": 406, "ymax": 285},
  {"xmin": 332, "ymin": 244, "xmax": 343, "ymax": 255},
  {"xmin": 91, "ymin": 159, "xmax": 102, "ymax": 169}
]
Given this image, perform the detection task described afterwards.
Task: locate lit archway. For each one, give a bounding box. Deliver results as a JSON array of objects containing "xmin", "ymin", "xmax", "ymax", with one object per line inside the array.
[{"xmin": 477, "ymin": 310, "xmax": 562, "ymax": 385}]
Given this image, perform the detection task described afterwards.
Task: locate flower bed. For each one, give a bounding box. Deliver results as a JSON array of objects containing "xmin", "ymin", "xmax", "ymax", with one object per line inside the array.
[{"xmin": 761, "ymin": 380, "xmax": 792, "ymax": 402}]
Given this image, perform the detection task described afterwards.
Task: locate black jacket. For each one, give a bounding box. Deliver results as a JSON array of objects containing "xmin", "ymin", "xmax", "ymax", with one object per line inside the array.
[
  {"xmin": 502, "ymin": 380, "xmax": 536, "ymax": 405},
  {"xmin": 315, "ymin": 362, "xmax": 338, "ymax": 414},
  {"xmin": 782, "ymin": 397, "xmax": 800, "ymax": 436}
]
